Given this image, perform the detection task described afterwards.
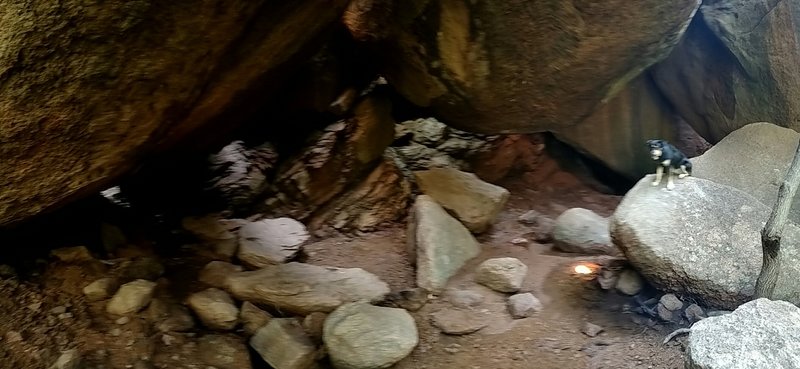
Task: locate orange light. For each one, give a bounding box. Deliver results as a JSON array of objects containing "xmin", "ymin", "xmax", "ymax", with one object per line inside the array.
[{"xmin": 574, "ymin": 264, "xmax": 593, "ymax": 275}]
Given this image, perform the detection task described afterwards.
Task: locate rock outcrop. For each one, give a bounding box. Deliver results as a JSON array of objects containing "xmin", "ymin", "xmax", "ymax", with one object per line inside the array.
[
  {"xmin": 652, "ymin": 1, "xmax": 800, "ymax": 143},
  {"xmin": 376, "ymin": 0, "xmax": 700, "ymax": 134},
  {"xmin": 610, "ymin": 175, "xmax": 800, "ymax": 309},
  {"xmin": 0, "ymin": 0, "xmax": 350, "ymax": 227}
]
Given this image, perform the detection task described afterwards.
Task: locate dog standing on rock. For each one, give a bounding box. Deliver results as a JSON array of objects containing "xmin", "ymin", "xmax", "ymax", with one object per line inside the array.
[{"xmin": 646, "ymin": 139, "xmax": 692, "ymax": 190}]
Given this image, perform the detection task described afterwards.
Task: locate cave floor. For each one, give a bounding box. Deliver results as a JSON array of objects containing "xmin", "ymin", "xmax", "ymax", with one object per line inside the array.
[{"xmin": 0, "ymin": 176, "xmax": 687, "ymax": 369}]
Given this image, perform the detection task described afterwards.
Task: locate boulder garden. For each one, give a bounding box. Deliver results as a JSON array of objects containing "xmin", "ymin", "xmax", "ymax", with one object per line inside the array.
[{"xmin": 610, "ymin": 175, "xmax": 800, "ymax": 309}]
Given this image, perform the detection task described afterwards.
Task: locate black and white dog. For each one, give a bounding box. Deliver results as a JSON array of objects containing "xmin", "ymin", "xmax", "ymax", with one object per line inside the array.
[{"xmin": 646, "ymin": 139, "xmax": 692, "ymax": 190}]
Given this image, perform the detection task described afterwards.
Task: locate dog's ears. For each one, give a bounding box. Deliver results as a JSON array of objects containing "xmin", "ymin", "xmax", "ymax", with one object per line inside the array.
[{"xmin": 646, "ymin": 139, "xmax": 663, "ymax": 146}]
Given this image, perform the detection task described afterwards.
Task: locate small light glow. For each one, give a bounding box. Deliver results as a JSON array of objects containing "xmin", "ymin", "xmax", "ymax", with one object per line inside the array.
[{"xmin": 574, "ymin": 264, "xmax": 593, "ymax": 275}]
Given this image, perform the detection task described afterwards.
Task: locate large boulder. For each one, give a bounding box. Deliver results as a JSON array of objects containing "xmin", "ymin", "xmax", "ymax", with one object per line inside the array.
[
  {"xmin": 690, "ymin": 122, "xmax": 800, "ymax": 223},
  {"xmin": 686, "ymin": 298, "xmax": 800, "ymax": 369},
  {"xmin": 552, "ymin": 74, "xmax": 680, "ymax": 179},
  {"xmin": 0, "ymin": 1, "xmax": 351, "ymax": 227},
  {"xmin": 610, "ymin": 175, "xmax": 800, "ymax": 310},
  {"xmin": 370, "ymin": 0, "xmax": 700, "ymax": 134},
  {"xmin": 652, "ymin": 1, "xmax": 800, "ymax": 143}
]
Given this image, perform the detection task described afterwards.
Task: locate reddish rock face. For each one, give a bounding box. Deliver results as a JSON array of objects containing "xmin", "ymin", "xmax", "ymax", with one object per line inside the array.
[{"xmin": 0, "ymin": 1, "xmax": 350, "ymax": 227}]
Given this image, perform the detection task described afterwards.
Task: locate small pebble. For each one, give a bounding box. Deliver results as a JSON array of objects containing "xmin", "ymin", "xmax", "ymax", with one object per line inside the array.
[
  {"xmin": 162, "ymin": 334, "xmax": 176, "ymax": 346},
  {"xmin": 444, "ymin": 343, "xmax": 461, "ymax": 354},
  {"xmin": 510, "ymin": 237, "xmax": 529, "ymax": 245},
  {"xmin": 581, "ymin": 322, "xmax": 604, "ymax": 337},
  {"xmin": 58, "ymin": 313, "xmax": 73, "ymax": 320},
  {"xmin": 51, "ymin": 306, "xmax": 67, "ymax": 315},
  {"xmin": 116, "ymin": 316, "xmax": 131, "ymax": 325},
  {"xmin": 110, "ymin": 328, "xmax": 121, "ymax": 337}
]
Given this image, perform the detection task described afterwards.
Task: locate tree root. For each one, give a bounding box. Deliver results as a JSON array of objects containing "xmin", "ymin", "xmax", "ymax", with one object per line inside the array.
[{"xmin": 662, "ymin": 328, "xmax": 691, "ymax": 344}]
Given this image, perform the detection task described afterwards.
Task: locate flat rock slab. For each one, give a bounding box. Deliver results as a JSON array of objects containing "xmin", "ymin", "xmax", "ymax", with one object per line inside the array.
[
  {"xmin": 414, "ymin": 168, "xmax": 509, "ymax": 233},
  {"xmin": 686, "ymin": 298, "xmax": 800, "ymax": 369},
  {"xmin": 224, "ymin": 262, "xmax": 389, "ymax": 315},
  {"xmin": 611, "ymin": 175, "xmax": 800, "ymax": 309},
  {"xmin": 237, "ymin": 218, "xmax": 309, "ymax": 268},
  {"xmin": 430, "ymin": 308, "xmax": 489, "ymax": 335},
  {"xmin": 408, "ymin": 195, "xmax": 481, "ymax": 294}
]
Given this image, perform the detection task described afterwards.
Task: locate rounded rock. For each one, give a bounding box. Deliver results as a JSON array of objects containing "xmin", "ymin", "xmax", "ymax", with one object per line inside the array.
[
  {"xmin": 323, "ymin": 302, "xmax": 418, "ymax": 369},
  {"xmin": 474, "ymin": 257, "xmax": 528, "ymax": 293}
]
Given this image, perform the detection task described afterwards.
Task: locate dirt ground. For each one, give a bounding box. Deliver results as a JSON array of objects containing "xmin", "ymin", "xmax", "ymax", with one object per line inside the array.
[{"xmin": 0, "ymin": 172, "xmax": 689, "ymax": 369}]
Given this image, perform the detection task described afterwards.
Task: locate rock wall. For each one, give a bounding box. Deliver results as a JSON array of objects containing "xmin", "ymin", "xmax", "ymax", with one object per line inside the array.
[
  {"xmin": 652, "ymin": 0, "xmax": 800, "ymax": 143},
  {"xmin": 552, "ymin": 74, "xmax": 680, "ymax": 180},
  {"xmin": 0, "ymin": 1, "xmax": 349, "ymax": 227},
  {"xmin": 373, "ymin": 0, "xmax": 701, "ymax": 134}
]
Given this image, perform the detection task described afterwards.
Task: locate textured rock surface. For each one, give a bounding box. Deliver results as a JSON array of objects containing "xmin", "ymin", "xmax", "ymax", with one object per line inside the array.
[
  {"xmin": 0, "ymin": 1, "xmax": 350, "ymax": 227},
  {"xmin": 239, "ymin": 302, "xmax": 273, "ymax": 336},
  {"xmin": 323, "ymin": 302, "xmax": 418, "ymax": 369},
  {"xmin": 414, "ymin": 168, "xmax": 509, "ymax": 233},
  {"xmin": 378, "ymin": 0, "xmax": 699, "ymax": 134},
  {"xmin": 610, "ymin": 175, "xmax": 800, "ymax": 309},
  {"xmin": 474, "ymin": 258, "xmax": 527, "ymax": 293},
  {"xmin": 392, "ymin": 117, "xmax": 498, "ymax": 172},
  {"xmin": 237, "ymin": 218, "xmax": 309, "ymax": 268},
  {"xmin": 250, "ymin": 318, "xmax": 319, "ymax": 369},
  {"xmin": 407, "ymin": 195, "xmax": 481, "ymax": 293},
  {"xmin": 224, "ymin": 262, "xmax": 390, "ymax": 315},
  {"xmin": 264, "ymin": 96, "xmax": 396, "ymax": 222},
  {"xmin": 307, "ymin": 151, "xmax": 412, "ymax": 232},
  {"xmin": 376, "ymin": 0, "xmax": 699, "ymax": 133},
  {"xmin": 199, "ymin": 261, "xmax": 244, "ymax": 289},
  {"xmin": 653, "ymin": 2, "xmax": 800, "ymax": 143},
  {"xmin": 686, "ymin": 299, "xmax": 800, "ymax": 369},
  {"xmin": 197, "ymin": 335, "xmax": 253, "ymax": 369},
  {"xmin": 430, "ymin": 308, "xmax": 489, "ymax": 335},
  {"xmin": 106, "ymin": 279, "xmax": 157, "ymax": 315},
  {"xmin": 186, "ymin": 288, "xmax": 239, "ymax": 331},
  {"xmin": 690, "ymin": 123, "xmax": 800, "ymax": 223},
  {"xmin": 83, "ymin": 278, "xmax": 119, "ymax": 302},
  {"xmin": 507, "ymin": 293, "xmax": 542, "ymax": 319}
]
